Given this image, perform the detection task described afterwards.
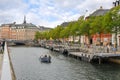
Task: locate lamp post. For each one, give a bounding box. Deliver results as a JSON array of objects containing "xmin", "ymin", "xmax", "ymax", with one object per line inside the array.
[{"xmin": 113, "ymin": 0, "xmax": 120, "ymax": 7}]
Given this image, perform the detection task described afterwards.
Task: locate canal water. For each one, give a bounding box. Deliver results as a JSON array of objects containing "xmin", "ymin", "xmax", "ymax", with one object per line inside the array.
[{"xmin": 10, "ymin": 47, "xmax": 120, "ymax": 80}]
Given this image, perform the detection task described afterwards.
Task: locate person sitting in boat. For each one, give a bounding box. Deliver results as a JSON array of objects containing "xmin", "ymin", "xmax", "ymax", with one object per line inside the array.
[{"xmin": 44, "ymin": 55, "xmax": 47, "ymax": 57}]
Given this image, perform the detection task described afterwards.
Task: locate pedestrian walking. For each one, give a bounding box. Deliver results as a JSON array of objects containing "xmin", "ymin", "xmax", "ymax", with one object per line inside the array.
[
  {"xmin": 107, "ymin": 44, "xmax": 110, "ymax": 53},
  {"xmin": 112, "ymin": 46, "xmax": 116, "ymax": 54}
]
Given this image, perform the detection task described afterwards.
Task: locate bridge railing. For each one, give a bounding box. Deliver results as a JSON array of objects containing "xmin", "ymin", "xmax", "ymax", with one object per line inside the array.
[{"xmin": 1, "ymin": 42, "xmax": 16, "ymax": 80}]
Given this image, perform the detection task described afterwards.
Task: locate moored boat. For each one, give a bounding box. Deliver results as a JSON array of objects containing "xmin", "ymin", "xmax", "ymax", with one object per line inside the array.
[{"xmin": 40, "ymin": 55, "xmax": 51, "ymax": 63}]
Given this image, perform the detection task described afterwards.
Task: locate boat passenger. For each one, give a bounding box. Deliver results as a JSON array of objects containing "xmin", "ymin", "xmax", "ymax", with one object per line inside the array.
[{"xmin": 44, "ymin": 55, "xmax": 47, "ymax": 57}]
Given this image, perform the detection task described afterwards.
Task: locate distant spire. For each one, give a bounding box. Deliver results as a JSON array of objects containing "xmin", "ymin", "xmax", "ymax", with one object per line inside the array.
[{"xmin": 23, "ymin": 15, "xmax": 26, "ymax": 24}]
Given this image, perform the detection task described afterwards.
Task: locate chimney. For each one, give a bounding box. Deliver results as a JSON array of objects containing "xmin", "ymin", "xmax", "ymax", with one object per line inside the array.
[
  {"xmin": 13, "ymin": 22, "xmax": 16, "ymax": 24},
  {"xmin": 100, "ymin": 6, "xmax": 103, "ymax": 9}
]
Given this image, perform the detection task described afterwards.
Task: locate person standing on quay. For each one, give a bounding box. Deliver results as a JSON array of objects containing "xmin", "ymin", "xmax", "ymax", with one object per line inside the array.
[
  {"xmin": 1, "ymin": 40, "xmax": 5, "ymax": 52},
  {"xmin": 112, "ymin": 45, "xmax": 116, "ymax": 54},
  {"xmin": 107, "ymin": 44, "xmax": 110, "ymax": 53}
]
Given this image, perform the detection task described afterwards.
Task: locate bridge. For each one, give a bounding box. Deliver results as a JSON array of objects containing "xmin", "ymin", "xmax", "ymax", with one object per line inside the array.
[
  {"xmin": 13, "ymin": 40, "xmax": 26, "ymax": 45},
  {"xmin": 7, "ymin": 40, "xmax": 39, "ymax": 46}
]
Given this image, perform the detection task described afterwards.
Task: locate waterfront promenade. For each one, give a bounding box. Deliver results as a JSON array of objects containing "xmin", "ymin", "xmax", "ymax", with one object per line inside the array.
[
  {"xmin": 0, "ymin": 54, "xmax": 3, "ymax": 78},
  {"xmin": 40, "ymin": 41, "xmax": 120, "ymax": 64},
  {"xmin": 0, "ymin": 42, "xmax": 16, "ymax": 80}
]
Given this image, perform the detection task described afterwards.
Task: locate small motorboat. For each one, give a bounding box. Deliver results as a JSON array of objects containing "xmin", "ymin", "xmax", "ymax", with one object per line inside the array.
[{"xmin": 40, "ymin": 55, "xmax": 51, "ymax": 63}]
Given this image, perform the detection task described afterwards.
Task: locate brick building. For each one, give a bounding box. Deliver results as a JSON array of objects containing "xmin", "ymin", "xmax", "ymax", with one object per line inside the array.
[{"xmin": 0, "ymin": 16, "xmax": 39, "ymax": 41}]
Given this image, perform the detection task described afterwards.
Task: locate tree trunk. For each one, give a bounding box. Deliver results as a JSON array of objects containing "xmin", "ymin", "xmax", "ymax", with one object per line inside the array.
[
  {"xmin": 99, "ymin": 33, "xmax": 102, "ymax": 46},
  {"xmin": 79, "ymin": 35, "xmax": 81, "ymax": 44},
  {"xmin": 73, "ymin": 35, "xmax": 75, "ymax": 43},
  {"xmin": 88, "ymin": 35, "xmax": 91, "ymax": 45},
  {"xmin": 115, "ymin": 31, "xmax": 117, "ymax": 50}
]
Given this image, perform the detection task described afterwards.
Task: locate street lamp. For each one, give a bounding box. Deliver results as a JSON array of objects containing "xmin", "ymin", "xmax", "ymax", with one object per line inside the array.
[
  {"xmin": 113, "ymin": 0, "xmax": 120, "ymax": 7},
  {"xmin": 113, "ymin": 2, "xmax": 116, "ymax": 7},
  {"xmin": 116, "ymin": 0, "xmax": 119, "ymax": 6}
]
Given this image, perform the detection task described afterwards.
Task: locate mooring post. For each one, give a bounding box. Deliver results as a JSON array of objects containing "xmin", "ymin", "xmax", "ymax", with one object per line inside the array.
[{"xmin": 99, "ymin": 57, "xmax": 101, "ymax": 64}]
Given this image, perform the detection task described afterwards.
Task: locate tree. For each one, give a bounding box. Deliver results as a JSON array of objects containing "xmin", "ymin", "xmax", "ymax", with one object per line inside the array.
[
  {"xmin": 35, "ymin": 31, "xmax": 40, "ymax": 40},
  {"xmin": 42, "ymin": 31, "xmax": 50, "ymax": 40},
  {"xmin": 80, "ymin": 18, "xmax": 93, "ymax": 44},
  {"xmin": 55, "ymin": 26, "xmax": 64, "ymax": 39},
  {"xmin": 104, "ymin": 6, "xmax": 120, "ymax": 48},
  {"xmin": 91, "ymin": 16, "xmax": 105, "ymax": 43},
  {"xmin": 69, "ymin": 21, "xmax": 79, "ymax": 42},
  {"xmin": 49, "ymin": 26, "xmax": 63, "ymax": 40}
]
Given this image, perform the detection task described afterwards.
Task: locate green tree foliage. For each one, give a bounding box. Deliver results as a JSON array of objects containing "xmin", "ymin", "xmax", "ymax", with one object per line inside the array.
[
  {"xmin": 42, "ymin": 31, "xmax": 50, "ymax": 40},
  {"xmin": 103, "ymin": 12, "xmax": 113, "ymax": 33},
  {"xmin": 80, "ymin": 18, "xmax": 94, "ymax": 44},
  {"xmin": 60, "ymin": 28, "xmax": 69, "ymax": 38},
  {"xmin": 91, "ymin": 16, "xmax": 105, "ymax": 43},
  {"xmin": 49, "ymin": 29, "xmax": 54, "ymax": 39},
  {"xmin": 103, "ymin": 7, "xmax": 120, "ymax": 33},
  {"xmin": 71, "ymin": 21, "xmax": 80, "ymax": 36},
  {"xmin": 104, "ymin": 6, "xmax": 120, "ymax": 47},
  {"xmin": 35, "ymin": 31, "xmax": 40, "ymax": 40},
  {"xmin": 91, "ymin": 16, "xmax": 104, "ymax": 34},
  {"xmin": 49, "ymin": 25, "xmax": 63, "ymax": 39}
]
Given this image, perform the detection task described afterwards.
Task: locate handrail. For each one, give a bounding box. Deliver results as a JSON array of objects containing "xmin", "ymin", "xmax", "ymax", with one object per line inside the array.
[{"xmin": 1, "ymin": 42, "xmax": 16, "ymax": 80}]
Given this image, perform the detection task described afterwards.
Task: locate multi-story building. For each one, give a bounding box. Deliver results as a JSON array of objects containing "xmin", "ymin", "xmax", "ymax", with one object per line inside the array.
[
  {"xmin": 0, "ymin": 16, "xmax": 39, "ymax": 41},
  {"xmin": 0, "ymin": 24, "xmax": 11, "ymax": 40},
  {"xmin": 83, "ymin": 6, "xmax": 112, "ymax": 45}
]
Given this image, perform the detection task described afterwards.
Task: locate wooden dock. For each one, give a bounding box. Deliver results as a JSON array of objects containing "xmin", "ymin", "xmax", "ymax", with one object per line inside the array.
[
  {"xmin": 68, "ymin": 52, "xmax": 120, "ymax": 64},
  {"xmin": 94, "ymin": 53, "xmax": 120, "ymax": 58}
]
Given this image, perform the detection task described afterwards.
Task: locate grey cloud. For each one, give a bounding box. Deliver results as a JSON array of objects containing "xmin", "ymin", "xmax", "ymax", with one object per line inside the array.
[
  {"xmin": 0, "ymin": 0, "xmax": 116, "ymax": 27},
  {"xmin": 0, "ymin": 0, "xmax": 28, "ymax": 10}
]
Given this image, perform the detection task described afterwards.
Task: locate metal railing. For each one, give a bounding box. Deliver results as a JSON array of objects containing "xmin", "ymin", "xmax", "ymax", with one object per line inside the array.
[{"xmin": 1, "ymin": 42, "xmax": 16, "ymax": 80}]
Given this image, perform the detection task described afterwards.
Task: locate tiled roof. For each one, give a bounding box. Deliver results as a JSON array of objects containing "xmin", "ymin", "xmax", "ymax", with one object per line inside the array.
[
  {"xmin": 15, "ymin": 23, "xmax": 37, "ymax": 28},
  {"xmin": 1, "ymin": 23, "xmax": 38, "ymax": 29},
  {"xmin": 90, "ymin": 9, "xmax": 110, "ymax": 16},
  {"xmin": 38, "ymin": 26, "xmax": 52, "ymax": 31}
]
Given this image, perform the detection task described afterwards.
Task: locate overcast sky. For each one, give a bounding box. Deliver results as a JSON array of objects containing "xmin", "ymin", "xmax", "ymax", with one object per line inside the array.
[{"xmin": 0, "ymin": 0, "xmax": 115, "ymax": 28}]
